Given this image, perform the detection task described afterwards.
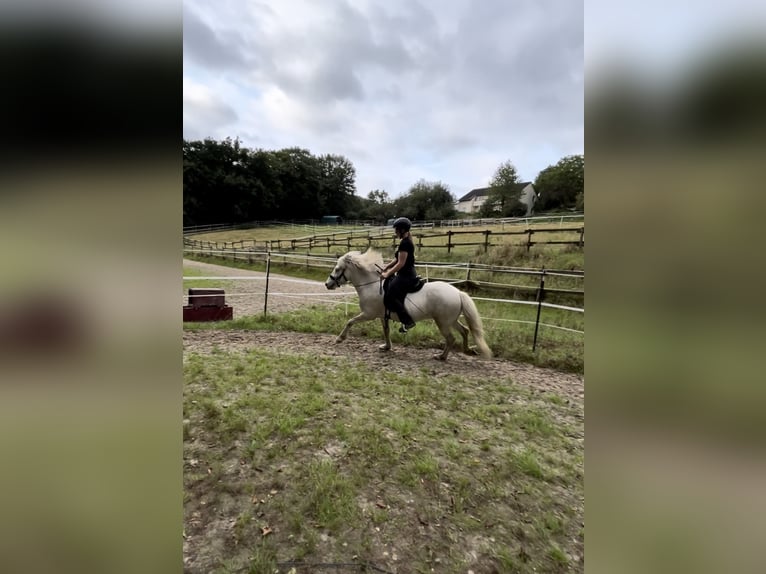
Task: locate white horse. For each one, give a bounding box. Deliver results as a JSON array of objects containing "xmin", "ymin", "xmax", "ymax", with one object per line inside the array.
[{"xmin": 324, "ymin": 249, "xmax": 492, "ymax": 361}]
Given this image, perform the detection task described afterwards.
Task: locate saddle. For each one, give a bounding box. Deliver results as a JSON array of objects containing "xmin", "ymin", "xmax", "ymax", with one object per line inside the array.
[{"xmin": 408, "ymin": 276, "xmax": 426, "ymax": 294}]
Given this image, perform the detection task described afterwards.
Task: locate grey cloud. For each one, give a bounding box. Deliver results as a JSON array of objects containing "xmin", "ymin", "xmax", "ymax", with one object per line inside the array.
[
  {"xmin": 311, "ymin": 58, "xmax": 365, "ymax": 101},
  {"xmin": 260, "ymin": 2, "xmax": 419, "ymax": 105},
  {"xmin": 183, "ymin": 0, "xmax": 582, "ymax": 169},
  {"xmin": 427, "ymin": 132, "xmax": 480, "ymax": 154},
  {"xmin": 183, "ymin": 94, "xmax": 238, "ymax": 140},
  {"xmin": 431, "ymin": 1, "xmax": 582, "ymax": 146},
  {"xmin": 183, "ymin": 4, "xmax": 248, "ymax": 70}
]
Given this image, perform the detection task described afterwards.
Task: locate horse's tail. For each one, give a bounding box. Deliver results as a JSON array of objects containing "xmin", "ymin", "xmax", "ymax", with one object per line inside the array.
[{"xmin": 459, "ymin": 291, "xmax": 492, "ymax": 359}]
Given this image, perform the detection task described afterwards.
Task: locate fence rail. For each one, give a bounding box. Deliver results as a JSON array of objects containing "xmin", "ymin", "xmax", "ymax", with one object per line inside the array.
[
  {"xmin": 184, "ymin": 225, "xmax": 585, "ymax": 255},
  {"xmin": 183, "ymin": 213, "xmax": 585, "ymax": 236},
  {"xmin": 182, "ymin": 246, "xmax": 585, "ymax": 304},
  {"xmin": 423, "ymin": 227, "xmax": 584, "ymax": 253},
  {"xmin": 182, "ymin": 250, "xmax": 584, "ymax": 351}
]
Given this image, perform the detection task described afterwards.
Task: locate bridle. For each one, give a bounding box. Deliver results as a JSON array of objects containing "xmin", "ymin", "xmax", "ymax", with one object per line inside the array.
[
  {"xmin": 328, "ymin": 265, "xmax": 384, "ymax": 290},
  {"xmin": 328, "ymin": 268, "xmax": 348, "ymax": 288}
]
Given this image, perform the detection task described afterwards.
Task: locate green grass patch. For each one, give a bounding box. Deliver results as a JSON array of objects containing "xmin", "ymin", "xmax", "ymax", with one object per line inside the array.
[
  {"xmin": 184, "ymin": 348, "xmax": 584, "ymax": 573},
  {"xmin": 183, "ymin": 266, "xmax": 235, "ymax": 290}
]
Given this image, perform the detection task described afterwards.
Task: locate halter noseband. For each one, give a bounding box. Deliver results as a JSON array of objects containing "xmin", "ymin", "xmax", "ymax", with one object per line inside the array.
[
  {"xmin": 328, "ymin": 268, "xmax": 347, "ymax": 288},
  {"xmin": 329, "ymin": 258, "xmax": 386, "ymax": 290}
]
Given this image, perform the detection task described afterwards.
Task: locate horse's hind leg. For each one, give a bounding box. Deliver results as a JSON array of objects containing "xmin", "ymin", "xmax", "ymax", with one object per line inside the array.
[
  {"xmin": 454, "ymin": 321, "xmax": 470, "ymax": 354},
  {"xmin": 435, "ymin": 321, "xmax": 457, "ymax": 361}
]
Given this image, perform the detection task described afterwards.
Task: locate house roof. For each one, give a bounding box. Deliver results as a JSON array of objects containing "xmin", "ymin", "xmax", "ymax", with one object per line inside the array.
[{"xmin": 457, "ymin": 182, "xmax": 532, "ymax": 202}]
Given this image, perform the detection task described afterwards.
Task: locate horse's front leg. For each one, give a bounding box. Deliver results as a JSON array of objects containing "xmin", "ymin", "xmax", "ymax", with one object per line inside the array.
[
  {"xmin": 379, "ymin": 317, "xmax": 392, "ymax": 351},
  {"xmin": 336, "ymin": 312, "xmax": 371, "ymax": 343}
]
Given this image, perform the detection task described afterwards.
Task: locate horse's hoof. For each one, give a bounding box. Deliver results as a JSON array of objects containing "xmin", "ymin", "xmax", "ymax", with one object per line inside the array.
[
  {"xmin": 335, "ymin": 336, "xmax": 344, "ymax": 344},
  {"xmin": 378, "ymin": 344, "xmax": 391, "ymax": 351},
  {"xmin": 433, "ymin": 353, "xmax": 448, "ymax": 361}
]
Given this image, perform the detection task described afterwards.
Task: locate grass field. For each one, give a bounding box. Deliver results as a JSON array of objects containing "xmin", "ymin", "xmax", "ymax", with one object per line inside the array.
[
  {"xmin": 183, "ymin": 266, "xmax": 234, "ymax": 290},
  {"xmin": 183, "ymin": 347, "xmax": 584, "ymax": 573},
  {"xmin": 186, "ymin": 220, "xmax": 584, "ymax": 270}
]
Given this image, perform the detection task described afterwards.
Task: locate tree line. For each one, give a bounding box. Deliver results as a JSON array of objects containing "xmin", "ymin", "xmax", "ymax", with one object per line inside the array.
[
  {"xmin": 183, "ymin": 138, "xmax": 357, "ymax": 226},
  {"xmin": 183, "ymin": 137, "xmax": 583, "ymax": 226}
]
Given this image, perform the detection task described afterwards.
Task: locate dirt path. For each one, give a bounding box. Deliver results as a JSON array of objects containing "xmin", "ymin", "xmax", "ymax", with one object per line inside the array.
[
  {"xmin": 182, "ymin": 329, "xmax": 584, "ymax": 405},
  {"xmin": 183, "ymin": 258, "xmax": 357, "ymax": 316}
]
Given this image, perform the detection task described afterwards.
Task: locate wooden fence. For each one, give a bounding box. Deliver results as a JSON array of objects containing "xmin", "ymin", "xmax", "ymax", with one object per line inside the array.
[
  {"xmin": 183, "ymin": 213, "xmax": 584, "ymax": 236},
  {"xmin": 182, "ymin": 246, "xmax": 585, "ymax": 303},
  {"xmin": 184, "ymin": 225, "xmax": 584, "ymax": 255},
  {"xmin": 421, "ymin": 227, "xmax": 584, "ymax": 253}
]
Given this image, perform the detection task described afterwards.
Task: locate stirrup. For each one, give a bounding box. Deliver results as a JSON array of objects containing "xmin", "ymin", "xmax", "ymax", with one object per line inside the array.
[{"xmin": 399, "ymin": 322, "xmax": 415, "ymax": 333}]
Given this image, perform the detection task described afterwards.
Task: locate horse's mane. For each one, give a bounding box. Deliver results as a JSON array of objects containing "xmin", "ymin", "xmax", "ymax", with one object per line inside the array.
[{"xmin": 346, "ymin": 248, "xmax": 384, "ymax": 270}]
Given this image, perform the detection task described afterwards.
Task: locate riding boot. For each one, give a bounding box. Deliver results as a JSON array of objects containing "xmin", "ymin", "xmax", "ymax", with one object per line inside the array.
[
  {"xmin": 394, "ymin": 301, "xmax": 415, "ymax": 332},
  {"xmin": 384, "ymin": 277, "xmax": 416, "ymax": 332}
]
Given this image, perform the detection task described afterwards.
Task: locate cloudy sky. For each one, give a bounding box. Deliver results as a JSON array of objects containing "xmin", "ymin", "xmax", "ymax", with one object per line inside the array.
[{"xmin": 183, "ymin": 0, "xmax": 583, "ymax": 199}]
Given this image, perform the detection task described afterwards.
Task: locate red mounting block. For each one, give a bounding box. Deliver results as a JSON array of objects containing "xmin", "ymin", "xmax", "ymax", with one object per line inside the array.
[{"xmin": 183, "ymin": 288, "xmax": 233, "ymax": 322}]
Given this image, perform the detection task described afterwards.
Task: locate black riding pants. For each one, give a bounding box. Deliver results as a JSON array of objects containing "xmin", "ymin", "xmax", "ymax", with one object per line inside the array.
[{"xmin": 384, "ymin": 274, "xmax": 417, "ymax": 325}]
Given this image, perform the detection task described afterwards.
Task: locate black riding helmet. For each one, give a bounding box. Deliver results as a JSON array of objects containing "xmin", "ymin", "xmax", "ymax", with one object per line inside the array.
[{"xmin": 392, "ymin": 217, "xmax": 411, "ymax": 232}]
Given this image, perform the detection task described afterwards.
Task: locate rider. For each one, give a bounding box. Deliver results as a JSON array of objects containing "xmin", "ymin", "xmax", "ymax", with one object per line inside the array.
[{"xmin": 380, "ymin": 217, "xmax": 418, "ymax": 333}]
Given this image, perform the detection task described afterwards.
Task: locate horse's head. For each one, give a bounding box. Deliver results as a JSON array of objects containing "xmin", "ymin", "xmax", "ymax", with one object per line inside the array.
[
  {"xmin": 326, "ymin": 250, "xmax": 382, "ymax": 290},
  {"xmin": 325, "ymin": 253, "xmax": 353, "ymax": 290}
]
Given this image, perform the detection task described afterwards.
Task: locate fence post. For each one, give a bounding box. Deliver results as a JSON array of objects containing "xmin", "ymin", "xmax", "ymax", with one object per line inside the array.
[
  {"xmin": 447, "ymin": 230, "xmax": 453, "ymax": 254},
  {"xmin": 533, "ymin": 268, "xmax": 546, "ymax": 351},
  {"xmin": 466, "ymin": 262, "xmax": 472, "ymax": 281},
  {"xmin": 484, "ymin": 230, "xmax": 491, "ymax": 252},
  {"xmin": 579, "ymin": 227, "xmax": 584, "ymax": 247},
  {"xmin": 526, "ymin": 229, "xmax": 533, "ymax": 252},
  {"xmin": 263, "ymin": 253, "xmax": 271, "ymax": 316}
]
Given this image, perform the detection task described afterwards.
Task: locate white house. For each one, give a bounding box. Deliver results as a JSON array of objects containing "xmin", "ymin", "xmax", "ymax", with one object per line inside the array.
[{"xmin": 455, "ymin": 182, "xmax": 539, "ymax": 216}]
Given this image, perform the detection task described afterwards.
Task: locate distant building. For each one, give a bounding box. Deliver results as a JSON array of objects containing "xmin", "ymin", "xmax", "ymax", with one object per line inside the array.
[{"xmin": 455, "ymin": 182, "xmax": 538, "ymax": 216}]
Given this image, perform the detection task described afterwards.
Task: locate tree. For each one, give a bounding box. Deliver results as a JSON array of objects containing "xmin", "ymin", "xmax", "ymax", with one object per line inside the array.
[
  {"xmin": 534, "ymin": 154, "xmax": 584, "ymax": 211},
  {"xmin": 479, "ymin": 160, "xmax": 526, "ymax": 217},
  {"xmin": 270, "ymin": 148, "xmax": 319, "ymax": 219},
  {"xmin": 363, "ymin": 189, "xmax": 395, "ymax": 222},
  {"xmin": 318, "ymin": 154, "xmax": 357, "ymax": 214},
  {"xmin": 393, "ymin": 180, "xmax": 456, "ymax": 221},
  {"xmin": 183, "ymin": 138, "xmax": 361, "ymax": 224},
  {"xmin": 183, "ymin": 137, "xmax": 251, "ymax": 225}
]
